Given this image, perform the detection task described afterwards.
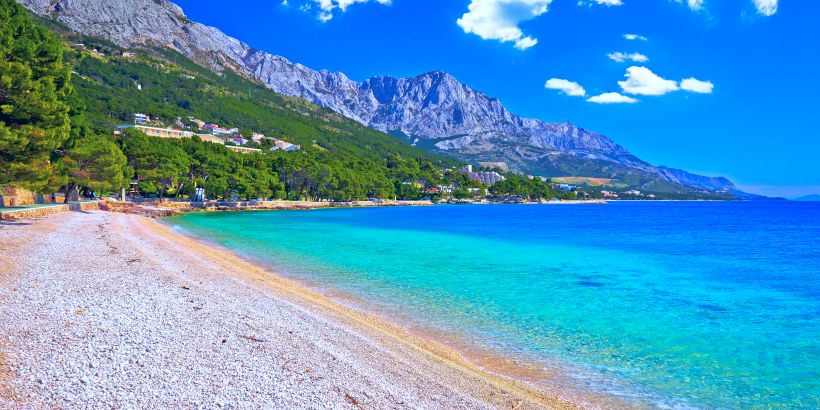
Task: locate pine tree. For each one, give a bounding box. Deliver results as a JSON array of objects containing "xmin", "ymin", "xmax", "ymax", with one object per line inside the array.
[
  {"xmin": 60, "ymin": 134, "xmax": 131, "ymax": 202},
  {"xmin": 0, "ymin": 0, "xmax": 72, "ymax": 192}
]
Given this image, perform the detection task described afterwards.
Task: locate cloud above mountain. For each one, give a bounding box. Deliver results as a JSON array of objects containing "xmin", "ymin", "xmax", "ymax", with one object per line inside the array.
[
  {"xmin": 545, "ymin": 78, "xmax": 586, "ymax": 96},
  {"xmin": 587, "ymin": 92, "xmax": 638, "ymax": 104},
  {"xmin": 457, "ymin": 0, "xmax": 553, "ymax": 50},
  {"xmin": 618, "ymin": 66, "xmax": 680, "ymax": 96},
  {"xmin": 291, "ymin": 0, "xmax": 391, "ymax": 21}
]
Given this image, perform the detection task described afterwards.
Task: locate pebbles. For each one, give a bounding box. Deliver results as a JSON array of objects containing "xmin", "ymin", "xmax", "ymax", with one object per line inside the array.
[{"xmin": 0, "ymin": 212, "xmax": 562, "ymax": 410}]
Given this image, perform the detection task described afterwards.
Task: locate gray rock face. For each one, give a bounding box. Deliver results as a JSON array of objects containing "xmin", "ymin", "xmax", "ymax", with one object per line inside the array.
[{"xmin": 18, "ymin": 0, "xmax": 741, "ymax": 193}]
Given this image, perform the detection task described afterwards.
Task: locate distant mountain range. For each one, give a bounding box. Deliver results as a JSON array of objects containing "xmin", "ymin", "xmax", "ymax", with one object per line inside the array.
[
  {"xmin": 18, "ymin": 0, "xmax": 760, "ymax": 198},
  {"xmin": 793, "ymin": 194, "xmax": 820, "ymax": 201}
]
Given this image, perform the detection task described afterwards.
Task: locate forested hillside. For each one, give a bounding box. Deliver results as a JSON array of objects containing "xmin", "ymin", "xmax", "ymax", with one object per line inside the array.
[
  {"xmin": 6, "ymin": 3, "xmax": 532, "ymax": 202},
  {"xmin": 63, "ymin": 43, "xmax": 451, "ymax": 165}
]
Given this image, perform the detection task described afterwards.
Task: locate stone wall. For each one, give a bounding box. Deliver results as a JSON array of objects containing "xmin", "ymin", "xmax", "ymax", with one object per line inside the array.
[
  {"xmin": 0, "ymin": 202, "xmax": 101, "ymax": 221},
  {"xmin": 0, "ymin": 187, "xmax": 64, "ymax": 207}
]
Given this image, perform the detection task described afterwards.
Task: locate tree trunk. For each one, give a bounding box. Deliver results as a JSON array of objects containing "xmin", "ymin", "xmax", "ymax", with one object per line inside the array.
[{"xmin": 64, "ymin": 183, "xmax": 79, "ymax": 203}]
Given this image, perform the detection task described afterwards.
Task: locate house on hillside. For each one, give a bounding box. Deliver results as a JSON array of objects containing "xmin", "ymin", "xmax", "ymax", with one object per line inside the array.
[
  {"xmin": 555, "ymin": 184, "xmax": 576, "ymax": 191},
  {"xmin": 271, "ymin": 139, "xmax": 300, "ymax": 151},
  {"xmin": 188, "ymin": 117, "xmax": 206, "ymax": 130},
  {"xmin": 117, "ymin": 125, "xmax": 261, "ymax": 154},
  {"xmin": 458, "ymin": 165, "xmax": 505, "ymax": 186},
  {"xmin": 134, "ymin": 113, "xmax": 150, "ymax": 124},
  {"xmin": 119, "ymin": 125, "xmax": 193, "ymax": 139},
  {"xmin": 205, "ymin": 124, "xmax": 239, "ymax": 136}
]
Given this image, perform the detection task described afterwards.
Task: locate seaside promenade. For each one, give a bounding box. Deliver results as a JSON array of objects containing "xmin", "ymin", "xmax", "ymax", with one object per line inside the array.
[{"xmin": 0, "ymin": 211, "xmax": 584, "ymax": 409}]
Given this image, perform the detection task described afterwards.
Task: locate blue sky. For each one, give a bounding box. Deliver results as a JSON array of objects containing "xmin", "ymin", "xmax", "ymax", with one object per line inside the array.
[{"xmin": 175, "ymin": 0, "xmax": 819, "ymax": 197}]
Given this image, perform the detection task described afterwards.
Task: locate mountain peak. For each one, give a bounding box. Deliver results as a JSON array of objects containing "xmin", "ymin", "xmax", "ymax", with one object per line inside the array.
[{"xmin": 17, "ymin": 0, "xmax": 747, "ymax": 196}]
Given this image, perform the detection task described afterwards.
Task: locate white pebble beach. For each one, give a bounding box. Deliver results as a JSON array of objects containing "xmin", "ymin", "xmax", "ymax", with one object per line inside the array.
[{"xmin": 0, "ymin": 211, "xmax": 587, "ymax": 409}]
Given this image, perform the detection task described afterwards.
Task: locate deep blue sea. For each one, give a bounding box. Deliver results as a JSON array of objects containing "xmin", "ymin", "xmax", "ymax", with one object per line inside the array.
[{"xmin": 166, "ymin": 202, "xmax": 820, "ymax": 409}]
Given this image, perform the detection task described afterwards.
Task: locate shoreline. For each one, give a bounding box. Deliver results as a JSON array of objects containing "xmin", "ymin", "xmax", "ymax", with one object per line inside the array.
[
  {"xmin": 99, "ymin": 198, "xmax": 607, "ymax": 219},
  {"xmin": 0, "ymin": 211, "xmax": 602, "ymax": 409},
  {"xmin": 156, "ymin": 214, "xmax": 642, "ymax": 409},
  {"xmin": 148, "ymin": 215, "xmax": 592, "ymax": 409}
]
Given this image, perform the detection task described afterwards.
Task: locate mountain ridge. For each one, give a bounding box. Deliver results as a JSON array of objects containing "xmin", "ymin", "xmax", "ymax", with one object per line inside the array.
[{"xmin": 18, "ymin": 0, "xmax": 753, "ymax": 197}]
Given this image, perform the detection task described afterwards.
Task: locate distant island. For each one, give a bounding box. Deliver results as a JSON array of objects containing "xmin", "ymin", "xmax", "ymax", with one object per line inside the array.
[{"xmin": 793, "ymin": 194, "xmax": 820, "ymax": 201}]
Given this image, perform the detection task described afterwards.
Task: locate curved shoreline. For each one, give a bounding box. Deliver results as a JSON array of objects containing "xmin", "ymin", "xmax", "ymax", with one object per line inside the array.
[
  {"xmin": 1, "ymin": 210, "xmax": 637, "ymax": 408},
  {"xmin": 143, "ymin": 216, "xmax": 580, "ymax": 409},
  {"xmin": 151, "ymin": 215, "xmax": 640, "ymax": 409}
]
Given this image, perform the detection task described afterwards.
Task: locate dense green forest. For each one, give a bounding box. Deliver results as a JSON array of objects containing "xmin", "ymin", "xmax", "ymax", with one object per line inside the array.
[
  {"xmin": 0, "ymin": 0, "xmax": 128, "ymax": 200},
  {"xmin": 1, "ymin": 0, "xmax": 564, "ymax": 202},
  {"xmin": 67, "ymin": 46, "xmax": 455, "ymax": 165}
]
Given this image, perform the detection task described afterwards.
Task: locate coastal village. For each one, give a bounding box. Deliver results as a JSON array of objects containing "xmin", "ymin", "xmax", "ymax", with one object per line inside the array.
[{"xmin": 116, "ymin": 113, "xmax": 301, "ymax": 155}]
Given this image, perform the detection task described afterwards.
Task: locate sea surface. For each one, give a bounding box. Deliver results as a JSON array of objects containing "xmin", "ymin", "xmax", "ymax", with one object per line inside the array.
[{"xmin": 166, "ymin": 202, "xmax": 820, "ymax": 409}]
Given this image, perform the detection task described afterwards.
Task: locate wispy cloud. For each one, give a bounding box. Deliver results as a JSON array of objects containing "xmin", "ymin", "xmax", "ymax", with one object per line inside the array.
[
  {"xmin": 595, "ymin": 0, "xmax": 624, "ymax": 5},
  {"xmin": 623, "ymin": 33, "xmax": 648, "ymax": 41},
  {"xmin": 587, "ymin": 92, "xmax": 638, "ymax": 104},
  {"xmin": 545, "ymin": 78, "xmax": 586, "ymax": 96},
  {"xmin": 675, "ymin": 0, "xmax": 705, "ymax": 11},
  {"xmin": 577, "ymin": 0, "xmax": 624, "ymax": 6},
  {"xmin": 457, "ymin": 0, "xmax": 553, "ymax": 50},
  {"xmin": 676, "ymin": 0, "xmax": 778, "ymax": 16},
  {"xmin": 293, "ymin": 0, "xmax": 392, "ymax": 22},
  {"xmin": 607, "ymin": 52, "xmax": 649, "ymax": 63}
]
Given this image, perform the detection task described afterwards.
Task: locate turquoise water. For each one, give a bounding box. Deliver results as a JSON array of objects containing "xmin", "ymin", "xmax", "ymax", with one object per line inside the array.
[{"xmin": 166, "ymin": 202, "xmax": 820, "ymax": 409}]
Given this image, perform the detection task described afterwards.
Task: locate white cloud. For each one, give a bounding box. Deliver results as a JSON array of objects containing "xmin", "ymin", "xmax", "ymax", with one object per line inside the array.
[
  {"xmin": 618, "ymin": 66, "xmax": 679, "ymax": 96},
  {"xmin": 457, "ymin": 0, "xmax": 553, "ymax": 50},
  {"xmin": 607, "ymin": 52, "xmax": 649, "ymax": 63},
  {"xmin": 587, "ymin": 92, "xmax": 638, "ymax": 104},
  {"xmin": 680, "ymin": 77, "xmax": 714, "ymax": 94},
  {"xmin": 308, "ymin": 0, "xmax": 391, "ymax": 22},
  {"xmin": 545, "ymin": 78, "xmax": 586, "ymax": 97},
  {"xmin": 676, "ymin": 0, "xmax": 704, "ymax": 11},
  {"xmin": 623, "ymin": 33, "xmax": 648, "ymax": 41},
  {"xmin": 578, "ymin": 0, "xmax": 623, "ymax": 6},
  {"xmin": 752, "ymin": 0, "xmax": 777, "ymax": 16},
  {"xmin": 677, "ymin": 0, "xmax": 778, "ymax": 16}
]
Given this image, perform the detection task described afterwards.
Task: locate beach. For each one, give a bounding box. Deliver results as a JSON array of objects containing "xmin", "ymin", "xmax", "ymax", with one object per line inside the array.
[{"xmin": 0, "ymin": 210, "xmax": 582, "ymax": 409}]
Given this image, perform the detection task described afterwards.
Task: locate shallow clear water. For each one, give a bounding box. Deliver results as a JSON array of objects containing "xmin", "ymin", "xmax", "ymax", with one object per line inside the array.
[{"xmin": 166, "ymin": 202, "xmax": 820, "ymax": 409}]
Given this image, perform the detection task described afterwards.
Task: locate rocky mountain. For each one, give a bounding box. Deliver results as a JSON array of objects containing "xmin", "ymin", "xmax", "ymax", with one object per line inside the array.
[{"xmin": 18, "ymin": 0, "xmax": 748, "ymax": 196}]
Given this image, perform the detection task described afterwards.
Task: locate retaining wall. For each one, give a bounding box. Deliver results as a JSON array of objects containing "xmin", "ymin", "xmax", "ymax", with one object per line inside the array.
[{"xmin": 0, "ymin": 202, "xmax": 101, "ymax": 221}]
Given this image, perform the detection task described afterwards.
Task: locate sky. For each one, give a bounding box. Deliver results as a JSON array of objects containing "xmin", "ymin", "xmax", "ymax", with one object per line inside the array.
[{"xmin": 175, "ymin": 0, "xmax": 819, "ymax": 197}]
